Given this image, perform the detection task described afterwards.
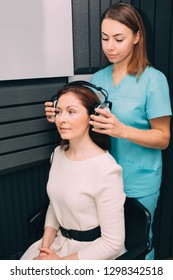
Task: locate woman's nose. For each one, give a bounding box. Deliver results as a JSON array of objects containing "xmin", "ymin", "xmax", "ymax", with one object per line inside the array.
[
  {"xmin": 107, "ymin": 39, "xmax": 115, "ymax": 50},
  {"xmin": 59, "ymin": 112, "xmax": 67, "ymax": 122}
]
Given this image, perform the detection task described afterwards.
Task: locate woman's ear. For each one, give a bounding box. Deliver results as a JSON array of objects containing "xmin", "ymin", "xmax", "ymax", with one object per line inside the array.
[{"xmin": 134, "ymin": 31, "xmax": 140, "ymax": 45}]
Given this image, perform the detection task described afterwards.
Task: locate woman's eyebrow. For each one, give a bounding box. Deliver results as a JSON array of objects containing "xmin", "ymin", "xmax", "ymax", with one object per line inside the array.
[
  {"xmin": 67, "ymin": 105, "xmax": 78, "ymax": 109},
  {"xmin": 56, "ymin": 105, "xmax": 78, "ymax": 109},
  {"xmin": 102, "ymin": 31, "xmax": 124, "ymax": 37}
]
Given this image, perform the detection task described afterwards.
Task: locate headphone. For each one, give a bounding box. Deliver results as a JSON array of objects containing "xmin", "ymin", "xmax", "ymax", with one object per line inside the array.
[{"xmin": 51, "ymin": 80, "xmax": 112, "ymax": 114}]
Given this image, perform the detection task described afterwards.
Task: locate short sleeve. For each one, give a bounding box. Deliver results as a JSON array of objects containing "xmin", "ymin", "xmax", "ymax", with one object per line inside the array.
[{"xmin": 146, "ymin": 72, "xmax": 172, "ymax": 119}]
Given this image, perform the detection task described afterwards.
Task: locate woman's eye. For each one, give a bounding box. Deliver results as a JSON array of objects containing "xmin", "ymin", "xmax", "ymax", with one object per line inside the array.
[
  {"xmin": 116, "ymin": 39, "xmax": 123, "ymax": 42},
  {"xmin": 55, "ymin": 110, "xmax": 61, "ymax": 115},
  {"xmin": 69, "ymin": 110, "xmax": 76, "ymax": 114}
]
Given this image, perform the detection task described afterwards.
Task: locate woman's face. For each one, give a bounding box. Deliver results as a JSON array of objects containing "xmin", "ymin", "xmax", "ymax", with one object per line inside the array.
[
  {"xmin": 55, "ymin": 92, "xmax": 90, "ymax": 141},
  {"xmin": 101, "ymin": 19, "xmax": 139, "ymax": 66}
]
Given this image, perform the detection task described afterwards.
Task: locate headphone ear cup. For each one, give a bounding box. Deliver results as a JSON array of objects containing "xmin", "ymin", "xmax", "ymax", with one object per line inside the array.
[
  {"xmin": 52, "ymin": 100, "xmax": 57, "ymax": 108},
  {"xmin": 94, "ymin": 101, "xmax": 112, "ymax": 116},
  {"xmin": 91, "ymin": 102, "xmax": 100, "ymax": 115},
  {"xmin": 51, "ymin": 95, "xmax": 58, "ymax": 108}
]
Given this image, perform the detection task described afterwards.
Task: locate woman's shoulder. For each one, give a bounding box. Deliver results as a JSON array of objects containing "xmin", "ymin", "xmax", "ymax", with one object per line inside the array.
[
  {"xmin": 50, "ymin": 145, "xmax": 63, "ymax": 161},
  {"xmin": 99, "ymin": 151, "xmax": 122, "ymax": 172},
  {"xmin": 143, "ymin": 66, "xmax": 167, "ymax": 81},
  {"xmin": 92, "ymin": 65, "xmax": 112, "ymax": 80},
  {"xmin": 53, "ymin": 145, "xmax": 62, "ymax": 154}
]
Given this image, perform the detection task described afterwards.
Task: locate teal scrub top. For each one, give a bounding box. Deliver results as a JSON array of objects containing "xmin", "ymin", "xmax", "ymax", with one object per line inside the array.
[{"xmin": 91, "ymin": 65, "xmax": 172, "ymax": 197}]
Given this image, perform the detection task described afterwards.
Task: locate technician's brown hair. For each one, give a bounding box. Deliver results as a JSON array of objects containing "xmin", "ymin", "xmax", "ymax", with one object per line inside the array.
[
  {"xmin": 101, "ymin": 2, "xmax": 151, "ymax": 76},
  {"xmin": 55, "ymin": 84, "xmax": 110, "ymax": 151}
]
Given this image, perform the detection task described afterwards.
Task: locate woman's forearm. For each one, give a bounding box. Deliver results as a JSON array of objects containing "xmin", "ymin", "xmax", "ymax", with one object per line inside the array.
[
  {"xmin": 90, "ymin": 109, "xmax": 170, "ymax": 150},
  {"xmin": 41, "ymin": 226, "xmax": 57, "ymax": 248},
  {"xmin": 122, "ymin": 124, "xmax": 170, "ymax": 150}
]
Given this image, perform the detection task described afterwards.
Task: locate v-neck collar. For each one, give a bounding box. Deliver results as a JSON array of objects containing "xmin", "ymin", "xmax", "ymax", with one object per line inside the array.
[{"xmin": 110, "ymin": 65, "xmax": 129, "ymax": 89}]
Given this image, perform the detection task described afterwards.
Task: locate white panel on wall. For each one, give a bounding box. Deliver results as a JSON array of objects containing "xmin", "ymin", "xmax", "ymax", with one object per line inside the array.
[
  {"xmin": 0, "ymin": 0, "xmax": 74, "ymax": 80},
  {"xmin": 68, "ymin": 74, "xmax": 93, "ymax": 83}
]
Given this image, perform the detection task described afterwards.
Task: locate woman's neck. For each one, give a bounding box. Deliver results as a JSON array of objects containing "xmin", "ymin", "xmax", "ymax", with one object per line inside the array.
[
  {"xmin": 112, "ymin": 58, "xmax": 128, "ymax": 74},
  {"xmin": 112, "ymin": 63, "xmax": 128, "ymax": 87},
  {"xmin": 66, "ymin": 138, "xmax": 105, "ymax": 161}
]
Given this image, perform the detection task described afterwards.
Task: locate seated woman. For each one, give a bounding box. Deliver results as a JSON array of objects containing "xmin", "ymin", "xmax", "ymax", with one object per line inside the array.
[{"xmin": 21, "ymin": 83, "xmax": 126, "ymax": 260}]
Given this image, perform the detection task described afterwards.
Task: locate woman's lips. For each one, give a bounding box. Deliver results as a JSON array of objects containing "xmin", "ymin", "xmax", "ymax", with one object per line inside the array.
[{"xmin": 59, "ymin": 127, "xmax": 70, "ymax": 133}]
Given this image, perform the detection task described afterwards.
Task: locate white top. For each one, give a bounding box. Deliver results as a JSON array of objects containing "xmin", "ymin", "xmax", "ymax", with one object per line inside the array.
[
  {"xmin": 45, "ymin": 146, "xmax": 126, "ymax": 260},
  {"xmin": 21, "ymin": 146, "xmax": 126, "ymax": 260}
]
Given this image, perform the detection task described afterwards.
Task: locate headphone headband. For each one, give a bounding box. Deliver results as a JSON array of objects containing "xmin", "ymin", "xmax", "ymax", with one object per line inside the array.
[
  {"xmin": 51, "ymin": 80, "xmax": 112, "ymax": 111},
  {"xmin": 66, "ymin": 80, "xmax": 109, "ymax": 101}
]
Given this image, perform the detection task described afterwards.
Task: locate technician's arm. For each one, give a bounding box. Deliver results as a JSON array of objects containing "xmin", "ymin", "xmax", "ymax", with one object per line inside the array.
[{"xmin": 90, "ymin": 108, "xmax": 171, "ymax": 150}]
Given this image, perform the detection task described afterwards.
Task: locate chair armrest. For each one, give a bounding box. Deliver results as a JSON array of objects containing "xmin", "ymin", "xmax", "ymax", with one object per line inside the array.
[
  {"xmin": 116, "ymin": 244, "xmax": 148, "ymax": 260},
  {"xmin": 116, "ymin": 239, "xmax": 153, "ymax": 260},
  {"xmin": 29, "ymin": 209, "xmax": 47, "ymax": 228},
  {"xmin": 29, "ymin": 207, "xmax": 47, "ymax": 241}
]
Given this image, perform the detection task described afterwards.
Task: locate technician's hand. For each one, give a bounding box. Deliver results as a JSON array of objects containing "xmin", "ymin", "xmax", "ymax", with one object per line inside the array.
[
  {"xmin": 45, "ymin": 101, "xmax": 56, "ymax": 123},
  {"xmin": 33, "ymin": 247, "xmax": 61, "ymax": 260},
  {"xmin": 90, "ymin": 107, "xmax": 126, "ymax": 138}
]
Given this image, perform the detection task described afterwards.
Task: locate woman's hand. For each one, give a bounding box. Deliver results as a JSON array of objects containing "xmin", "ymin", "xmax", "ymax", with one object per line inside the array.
[
  {"xmin": 33, "ymin": 247, "xmax": 79, "ymax": 260},
  {"xmin": 33, "ymin": 247, "xmax": 61, "ymax": 260},
  {"xmin": 45, "ymin": 101, "xmax": 56, "ymax": 123},
  {"xmin": 90, "ymin": 107, "xmax": 126, "ymax": 138}
]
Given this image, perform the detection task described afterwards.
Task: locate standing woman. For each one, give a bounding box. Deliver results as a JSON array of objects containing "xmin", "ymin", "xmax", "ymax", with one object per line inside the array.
[
  {"xmin": 45, "ymin": 3, "xmax": 172, "ymax": 259},
  {"xmin": 90, "ymin": 3, "xmax": 172, "ymax": 259}
]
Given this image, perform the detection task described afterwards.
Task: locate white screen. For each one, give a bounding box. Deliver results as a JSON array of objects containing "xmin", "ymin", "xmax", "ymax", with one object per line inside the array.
[{"xmin": 0, "ymin": 0, "xmax": 74, "ymax": 80}]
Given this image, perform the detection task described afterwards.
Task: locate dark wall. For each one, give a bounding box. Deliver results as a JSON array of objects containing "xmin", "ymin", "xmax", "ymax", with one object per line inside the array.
[
  {"xmin": 0, "ymin": 78, "xmax": 65, "ymax": 175},
  {"xmin": 0, "ymin": 0, "xmax": 172, "ymax": 259}
]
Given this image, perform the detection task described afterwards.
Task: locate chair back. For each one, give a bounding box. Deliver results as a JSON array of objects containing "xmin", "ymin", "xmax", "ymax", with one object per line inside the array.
[
  {"xmin": 124, "ymin": 197, "xmax": 151, "ymax": 250},
  {"xmin": 116, "ymin": 197, "xmax": 152, "ymax": 259}
]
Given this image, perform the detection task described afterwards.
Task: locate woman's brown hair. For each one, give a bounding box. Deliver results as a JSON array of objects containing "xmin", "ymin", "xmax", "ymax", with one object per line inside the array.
[
  {"xmin": 101, "ymin": 2, "xmax": 151, "ymax": 76},
  {"xmin": 55, "ymin": 84, "xmax": 110, "ymax": 151}
]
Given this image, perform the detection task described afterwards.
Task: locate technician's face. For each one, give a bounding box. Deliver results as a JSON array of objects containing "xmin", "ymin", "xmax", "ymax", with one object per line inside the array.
[
  {"xmin": 55, "ymin": 92, "xmax": 90, "ymax": 141},
  {"xmin": 101, "ymin": 19, "xmax": 139, "ymax": 65}
]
